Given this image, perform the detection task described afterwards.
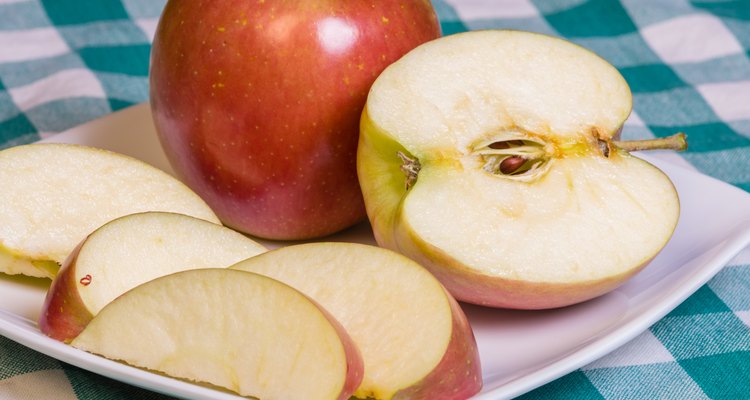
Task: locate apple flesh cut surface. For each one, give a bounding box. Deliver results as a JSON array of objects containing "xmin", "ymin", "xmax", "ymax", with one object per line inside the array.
[
  {"xmin": 39, "ymin": 211, "xmax": 267, "ymax": 343},
  {"xmin": 358, "ymin": 30, "xmax": 684, "ymax": 309},
  {"xmin": 71, "ymin": 268, "xmax": 363, "ymax": 400},
  {"xmin": 0, "ymin": 144, "xmax": 220, "ymax": 279},
  {"xmin": 231, "ymin": 242, "xmax": 481, "ymax": 400},
  {"xmin": 150, "ymin": 0, "xmax": 442, "ymax": 240}
]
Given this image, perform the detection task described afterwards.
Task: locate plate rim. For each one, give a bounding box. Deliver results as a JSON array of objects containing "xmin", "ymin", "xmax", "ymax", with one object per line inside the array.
[{"xmin": 1, "ymin": 102, "xmax": 748, "ymax": 400}]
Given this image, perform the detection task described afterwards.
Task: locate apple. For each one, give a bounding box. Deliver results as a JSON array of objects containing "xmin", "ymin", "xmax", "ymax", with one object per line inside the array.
[
  {"xmin": 357, "ymin": 30, "xmax": 686, "ymax": 309},
  {"xmin": 149, "ymin": 0, "xmax": 442, "ymax": 240},
  {"xmin": 39, "ymin": 211, "xmax": 267, "ymax": 343},
  {"xmin": 71, "ymin": 268, "xmax": 363, "ymax": 400},
  {"xmin": 0, "ymin": 143, "xmax": 220, "ymax": 279},
  {"xmin": 231, "ymin": 242, "xmax": 481, "ymax": 399}
]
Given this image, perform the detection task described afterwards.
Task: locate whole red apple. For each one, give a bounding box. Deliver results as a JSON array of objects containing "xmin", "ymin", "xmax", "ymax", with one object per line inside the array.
[{"xmin": 150, "ymin": 0, "xmax": 441, "ymax": 240}]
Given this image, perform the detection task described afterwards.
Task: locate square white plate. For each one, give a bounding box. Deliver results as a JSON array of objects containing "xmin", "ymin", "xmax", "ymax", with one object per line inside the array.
[{"xmin": 1, "ymin": 103, "xmax": 749, "ymax": 399}]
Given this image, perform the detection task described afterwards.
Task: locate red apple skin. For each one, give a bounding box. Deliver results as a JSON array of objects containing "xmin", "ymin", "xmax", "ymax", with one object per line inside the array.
[
  {"xmin": 311, "ymin": 296, "xmax": 365, "ymax": 400},
  {"xmin": 393, "ymin": 289, "xmax": 482, "ymax": 400},
  {"xmin": 39, "ymin": 243, "xmax": 92, "ymax": 343},
  {"xmin": 396, "ymin": 223, "xmax": 654, "ymax": 309},
  {"xmin": 150, "ymin": 0, "xmax": 441, "ymax": 240}
]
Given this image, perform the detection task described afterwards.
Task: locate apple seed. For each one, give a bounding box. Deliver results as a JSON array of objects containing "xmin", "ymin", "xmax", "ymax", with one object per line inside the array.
[
  {"xmin": 488, "ymin": 142, "xmax": 510, "ymax": 150},
  {"xmin": 474, "ymin": 136, "xmax": 549, "ymax": 181},
  {"xmin": 499, "ymin": 156, "xmax": 526, "ymax": 174}
]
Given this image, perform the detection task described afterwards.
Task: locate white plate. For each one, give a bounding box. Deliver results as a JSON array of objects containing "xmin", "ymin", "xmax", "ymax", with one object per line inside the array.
[{"xmin": 2, "ymin": 103, "xmax": 750, "ymax": 400}]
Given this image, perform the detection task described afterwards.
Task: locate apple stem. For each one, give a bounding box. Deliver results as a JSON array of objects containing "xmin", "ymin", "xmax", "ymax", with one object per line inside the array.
[
  {"xmin": 397, "ymin": 151, "xmax": 420, "ymax": 190},
  {"xmin": 612, "ymin": 133, "xmax": 687, "ymax": 153}
]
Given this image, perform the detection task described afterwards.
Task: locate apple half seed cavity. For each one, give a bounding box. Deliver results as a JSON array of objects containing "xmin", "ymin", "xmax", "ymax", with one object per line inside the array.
[
  {"xmin": 358, "ymin": 30, "xmax": 685, "ymax": 309},
  {"xmin": 400, "ymin": 132, "xmax": 685, "ymax": 187}
]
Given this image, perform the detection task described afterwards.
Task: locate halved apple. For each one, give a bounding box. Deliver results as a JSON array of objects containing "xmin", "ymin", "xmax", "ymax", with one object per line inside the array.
[
  {"xmin": 231, "ymin": 242, "xmax": 481, "ymax": 400},
  {"xmin": 0, "ymin": 143, "xmax": 220, "ymax": 279},
  {"xmin": 39, "ymin": 211, "xmax": 267, "ymax": 342},
  {"xmin": 358, "ymin": 30, "xmax": 684, "ymax": 309},
  {"xmin": 71, "ymin": 268, "xmax": 363, "ymax": 400}
]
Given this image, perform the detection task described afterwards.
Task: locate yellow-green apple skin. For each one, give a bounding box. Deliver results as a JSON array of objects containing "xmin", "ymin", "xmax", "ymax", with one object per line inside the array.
[
  {"xmin": 150, "ymin": 0, "xmax": 442, "ymax": 240},
  {"xmin": 357, "ymin": 30, "xmax": 681, "ymax": 309}
]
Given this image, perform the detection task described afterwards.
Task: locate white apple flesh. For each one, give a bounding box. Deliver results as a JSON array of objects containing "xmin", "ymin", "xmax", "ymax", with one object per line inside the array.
[
  {"xmin": 71, "ymin": 269, "xmax": 363, "ymax": 400},
  {"xmin": 39, "ymin": 211, "xmax": 267, "ymax": 342},
  {"xmin": 231, "ymin": 242, "xmax": 481, "ymax": 399},
  {"xmin": 358, "ymin": 30, "xmax": 683, "ymax": 309},
  {"xmin": 0, "ymin": 144, "xmax": 220, "ymax": 279}
]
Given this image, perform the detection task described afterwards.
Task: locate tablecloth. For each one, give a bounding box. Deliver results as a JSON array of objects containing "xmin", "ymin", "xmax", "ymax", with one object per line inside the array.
[{"xmin": 1, "ymin": 0, "xmax": 749, "ymax": 399}]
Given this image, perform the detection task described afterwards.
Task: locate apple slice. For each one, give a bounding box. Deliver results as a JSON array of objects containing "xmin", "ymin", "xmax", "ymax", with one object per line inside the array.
[
  {"xmin": 39, "ymin": 211, "xmax": 267, "ymax": 342},
  {"xmin": 71, "ymin": 268, "xmax": 363, "ymax": 400},
  {"xmin": 0, "ymin": 143, "xmax": 220, "ymax": 279},
  {"xmin": 358, "ymin": 30, "xmax": 684, "ymax": 309},
  {"xmin": 231, "ymin": 242, "xmax": 481, "ymax": 400}
]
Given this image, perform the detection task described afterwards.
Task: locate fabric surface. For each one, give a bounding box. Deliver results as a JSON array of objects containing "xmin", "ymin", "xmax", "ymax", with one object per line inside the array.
[{"xmin": 1, "ymin": 0, "xmax": 749, "ymax": 399}]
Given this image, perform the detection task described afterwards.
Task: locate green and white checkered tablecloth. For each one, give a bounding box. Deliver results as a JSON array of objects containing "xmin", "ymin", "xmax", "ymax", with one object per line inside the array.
[{"xmin": 1, "ymin": 0, "xmax": 749, "ymax": 399}]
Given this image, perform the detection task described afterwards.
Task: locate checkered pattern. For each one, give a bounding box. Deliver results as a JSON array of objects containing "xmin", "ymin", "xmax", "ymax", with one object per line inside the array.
[
  {"xmin": 0, "ymin": 0, "xmax": 160, "ymax": 147},
  {"xmin": 1, "ymin": 1, "xmax": 749, "ymax": 399}
]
